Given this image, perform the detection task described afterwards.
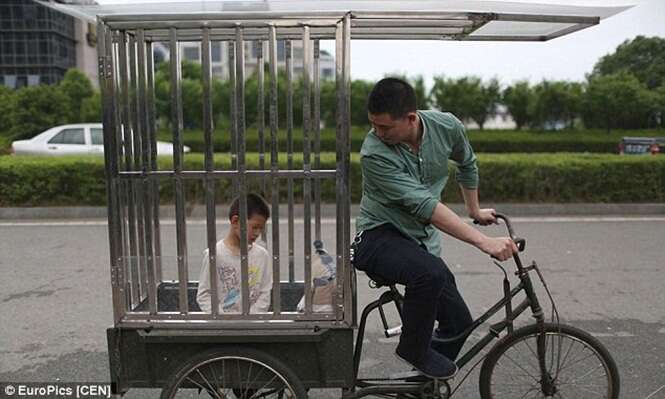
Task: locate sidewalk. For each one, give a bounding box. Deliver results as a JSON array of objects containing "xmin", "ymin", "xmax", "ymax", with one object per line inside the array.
[{"xmin": 1, "ymin": 203, "xmax": 664, "ymax": 220}]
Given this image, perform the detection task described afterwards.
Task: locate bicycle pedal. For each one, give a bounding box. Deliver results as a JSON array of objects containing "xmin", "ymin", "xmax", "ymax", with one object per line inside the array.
[{"xmin": 389, "ymin": 370, "xmax": 423, "ymax": 380}]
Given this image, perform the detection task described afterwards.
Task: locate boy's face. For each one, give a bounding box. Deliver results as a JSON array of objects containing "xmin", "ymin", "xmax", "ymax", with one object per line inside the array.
[{"xmin": 230, "ymin": 213, "xmax": 267, "ymax": 245}]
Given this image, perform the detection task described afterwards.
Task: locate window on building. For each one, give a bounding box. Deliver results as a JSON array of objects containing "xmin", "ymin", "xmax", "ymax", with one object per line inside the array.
[
  {"xmin": 15, "ymin": 75, "xmax": 27, "ymax": 88},
  {"xmin": 277, "ymin": 40, "xmax": 285, "ymax": 61},
  {"xmin": 183, "ymin": 46, "xmax": 200, "ymax": 61},
  {"xmin": 211, "ymin": 42, "xmax": 221, "ymax": 62},
  {"xmin": 4, "ymin": 75, "xmax": 16, "ymax": 88},
  {"xmin": 49, "ymin": 128, "xmax": 85, "ymax": 145}
]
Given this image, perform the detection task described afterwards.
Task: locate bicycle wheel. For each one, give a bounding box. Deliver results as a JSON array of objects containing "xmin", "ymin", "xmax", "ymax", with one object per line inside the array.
[
  {"xmin": 479, "ymin": 323, "xmax": 619, "ymax": 399},
  {"xmin": 160, "ymin": 347, "xmax": 308, "ymax": 399}
]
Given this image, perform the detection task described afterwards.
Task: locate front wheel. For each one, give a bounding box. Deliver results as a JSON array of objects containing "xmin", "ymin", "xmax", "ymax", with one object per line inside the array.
[
  {"xmin": 160, "ymin": 347, "xmax": 308, "ymax": 399},
  {"xmin": 479, "ymin": 323, "xmax": 619, "ymax": 399}
]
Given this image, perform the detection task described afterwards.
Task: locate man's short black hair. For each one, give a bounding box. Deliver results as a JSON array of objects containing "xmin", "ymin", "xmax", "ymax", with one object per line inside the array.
[
  {"xmin": 229, "ymin": 193, "xmax": 270, "ymax": 221},
  {"xmin": 367, "ymin": 77, "xmax": 417, "ymax": 119}
]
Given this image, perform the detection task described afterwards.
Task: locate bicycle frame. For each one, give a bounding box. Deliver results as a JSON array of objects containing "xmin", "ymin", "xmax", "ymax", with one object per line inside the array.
[{"xmin": 349, "ymin": 214, "xmax": 552, "ymax": 398}]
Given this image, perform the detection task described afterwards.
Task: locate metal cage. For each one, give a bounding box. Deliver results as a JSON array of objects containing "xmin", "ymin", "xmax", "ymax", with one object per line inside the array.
[{"xmin": 97, "ymin": 15, "xmax": 354, "ymax": 328}]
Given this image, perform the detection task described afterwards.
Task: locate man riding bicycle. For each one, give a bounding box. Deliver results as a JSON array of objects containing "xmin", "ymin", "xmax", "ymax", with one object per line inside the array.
[{"xmin": 352, "ymin": 78, "xmax": 518, "ymax": 380}]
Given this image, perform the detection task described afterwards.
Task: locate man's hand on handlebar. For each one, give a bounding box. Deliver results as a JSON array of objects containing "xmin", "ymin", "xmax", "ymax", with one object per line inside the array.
[
  {"xmin": 479, "ymin": 237, "xmax": 519, "ymax": 262},
  {"xmin": 470, "ymin": 208, "xmax": 498, "ymax": 226}
]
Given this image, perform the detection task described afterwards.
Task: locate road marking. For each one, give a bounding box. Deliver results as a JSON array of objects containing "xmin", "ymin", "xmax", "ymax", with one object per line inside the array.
[
  {"xmin": 2, "ymin": 216, "xmax": 665, "ymax": 227},
  {"xmin": 644, "ymin": 385, "xmax": 665, "ymax": 399},
  {"xmin": 589, "ymin": 331, "xmax": 635, "ymax": 338}
]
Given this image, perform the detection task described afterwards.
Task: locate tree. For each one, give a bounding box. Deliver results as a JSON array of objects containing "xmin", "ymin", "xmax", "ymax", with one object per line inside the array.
[
  {"xmin": 59, "ymin": 69, "xmax": 94, "ymax": 123},
  {"xmin": 655, "ymin": 85, "xmax": 665, "ymax": 128},
  {"xmin": 430, "ymin": 75, "xmax": 481, "ymax": 124},
  {"xmin": 430, "ymin": 76, "xmax": 500, "ymax": 130},
  {"xmin": 591, "ymin": 36, "xmax": 665, "ymax": 90},
  {"xmin": 9, "ymin": 85, "xmax": 70, "ymax": 140},
  {"xmin": 502, "ymin": 81, "xmax": 534, "ymax": 130},
  {"xmin": 582, "ymin": 72, "xmax": 653, "ymax": 133},
  {"xmin": 0, "ymin": 86, "xmax": 16, "ymax": 136},
  {"xmin": 80, "ymin": 91, "xmax": 102, "ymax": 122},
  {"xmin": 530, "ymin": 80, "xmax": 582, "ymax": 130},
  {"xmin": 470, "ymin": 78, "xmax": 500, "ymax": 130}
]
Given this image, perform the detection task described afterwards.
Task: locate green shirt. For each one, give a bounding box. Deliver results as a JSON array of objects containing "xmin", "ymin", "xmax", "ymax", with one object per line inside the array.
[{"xmin": 356, "ymin": 110, "xmax": 478, "ymax": 257}]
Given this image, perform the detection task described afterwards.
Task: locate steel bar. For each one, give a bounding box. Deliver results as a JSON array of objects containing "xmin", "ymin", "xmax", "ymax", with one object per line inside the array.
[
  {"xmin": 342, "ymin": 14, "xmax": 352, "ymax": 324},
  {"xmin": 99, "ymin": 22, "xmax": 125, "ymax": 324},
  {"xmin": 112, "ymin": 36, "xmax": 133, "ymax": 311},
  {"xmin": 302, "ymin": 26, "xmax": 313, "ymax": 315},
  {"xmin": 137, "ymin": 29, "xmax": 157, "ymax": 315},
  {"xmin": 228, "ymin": 41, "xmax": 238, "ymax": 197},
  {"xmin": 256, "ymin": 40, "xmax": 266, "ymax": 197},
  {"xmin": 145, "ymin": 40, "xmax": 163, "ymax": 285},
  {"xmin": 110, "ymin": 35, "xmax": 131, "ymax": 312},
  {"xmin": 313, "ymin": 39, "xmax": 322, "ymax": 242},
  {"xmin": 102, "ymin": 10, "xmax": 522, "ymax": 24},
  {"xmin": 268, "ymin": 25, "xmax": 281, "ymax": 315},
  {"xmin": 169, "ymin": 27, "xmax": 189, "ymax": 315},
  {"xmin": 117, "ymin": 31, "xmax": 140, "ymax": 309},
  {"xmin": 129, "ymin": 35, "xmax": 149, "ymax": 307},
  {"xmin": 120, "ymin": 312, "xmax": 338, "ymax": 322},
  {"xmin": 202, "ymin": 27, "xmax": 219, "ymax": 317},
  {"xmin": 545, "ymin": 23, "xmax": 595, "ymax": 41},
  {"xmin": 117, "ymin": 170, "xmax": 338, "ymax": 179},
  {"xmin": 235, "ymin": 26, "xmax": 251, "ymax": 316},
  {"xmin": 285, "ymin": 39, "xmax": 295, "ymax": 283}
]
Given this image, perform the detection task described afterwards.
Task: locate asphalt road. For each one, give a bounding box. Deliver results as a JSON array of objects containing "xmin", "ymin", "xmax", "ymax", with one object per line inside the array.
[{"xmin": 1, "ymin": 216, "xmax": 664, "ymax": 398}]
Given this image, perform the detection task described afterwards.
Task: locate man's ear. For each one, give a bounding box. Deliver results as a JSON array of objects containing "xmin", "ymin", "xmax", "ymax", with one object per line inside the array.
[
  {"xmin": 407, "ymin": 112, "xmax": 418, "ymax": 124},
  {"xmin": 230, "ymin": 215, "xmax": 239, "ymax": 225}
]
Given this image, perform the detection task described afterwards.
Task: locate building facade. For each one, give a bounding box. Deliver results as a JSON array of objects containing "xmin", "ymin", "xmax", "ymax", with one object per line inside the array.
[
  {"xmin": 0, "ymin": 0, "xmax": 97, "ymax": 88},
  {"xmin": 175, "ymin": 40, "xmax": 335, "ymax": 80}
]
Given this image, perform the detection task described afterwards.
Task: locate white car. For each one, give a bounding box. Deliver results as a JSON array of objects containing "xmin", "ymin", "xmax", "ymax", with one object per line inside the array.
[{"xmin": 11, "ymin": 123, "xmax": 190, "ymax": 156}]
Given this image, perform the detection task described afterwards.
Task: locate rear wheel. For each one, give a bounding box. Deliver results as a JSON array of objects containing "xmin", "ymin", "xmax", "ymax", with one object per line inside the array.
[
  {"xmin": 160, "ymin": 347, "xmax": 307, "ymax": 399},
  {"xmin": 479, "ymin": 323, "xmax": 619, "ymax": 399}
]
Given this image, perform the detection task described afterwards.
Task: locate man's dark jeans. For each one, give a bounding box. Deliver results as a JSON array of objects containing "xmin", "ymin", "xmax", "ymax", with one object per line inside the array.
[{"xmin": 353, "ymin": 223, "xmax": 473, "ymax": 362}]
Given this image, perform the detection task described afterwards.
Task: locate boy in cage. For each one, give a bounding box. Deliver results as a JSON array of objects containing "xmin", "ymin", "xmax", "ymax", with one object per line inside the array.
[{"xmin": 196, "ymin": 193, "xmax": 273, "ymax": 314}]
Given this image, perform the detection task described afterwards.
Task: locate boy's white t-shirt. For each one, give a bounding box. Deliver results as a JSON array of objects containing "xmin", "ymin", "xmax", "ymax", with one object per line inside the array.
[{"xmin": 196, "ymin": 240, "xmax": 273, "ymax": 314}]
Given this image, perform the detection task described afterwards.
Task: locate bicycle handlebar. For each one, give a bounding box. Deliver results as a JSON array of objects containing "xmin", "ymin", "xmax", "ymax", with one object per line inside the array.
[{"xmin": 474, "ymin": 212, "xmax": 526, "ymax": 252}]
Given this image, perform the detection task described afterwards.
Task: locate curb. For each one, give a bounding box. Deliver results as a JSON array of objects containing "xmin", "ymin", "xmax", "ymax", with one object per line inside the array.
[{"xmin": 1, "ymin": 203, "xmax": 665, "ymax": 220}]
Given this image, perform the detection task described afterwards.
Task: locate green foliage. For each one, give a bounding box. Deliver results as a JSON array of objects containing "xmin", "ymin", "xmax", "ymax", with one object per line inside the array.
[
  {"xmin": 502, "ymin": 81, "xmax": 534, "ymax": 130},
  {"xmin": 529, "ymin": 80, "xmax": 583, "ymax": 130},
  {"xmin": 582, "ymin": 73, "xmax": 654, "ymax": 132},
  {"xmin": 471, "ymin": 78, "xmax": 500, "ymax": 130},
  {"xmin": 154, "ymin": 127, "xmax": 664, "ymax": 154},
  {"xmin": 430, "ymin": 76, "xmax": 500, "ymax": 130},
  {"xmin": 2, "ymin": 153, "xmax": 664, "ymax": 206},
  {"xmin": 0, "ymin": 86, "xmax": 16, "ymax": 136},
  {"xmin": 591, "ymin": 36, "xmax": 665, "ymax": 90},
  {"xmin": 80, "ymin": 91, "xmax": 102, "ymax": 122},
  {"xmin": 9, "ymin": 85, "xmax": 70, "ymax": 141},
  {"xmin": 59, "ymin": 69, "xmax": 95, "ymax": 123},
  {"xmin": 430, "ymin": 75, "xmax": 479, "ymax": 124}
]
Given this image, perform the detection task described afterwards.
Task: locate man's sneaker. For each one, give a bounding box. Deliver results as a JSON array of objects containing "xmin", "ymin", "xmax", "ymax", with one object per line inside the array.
[{"xmin": 395, "ymin": 347, "xmax": 458, "ymax": 380}]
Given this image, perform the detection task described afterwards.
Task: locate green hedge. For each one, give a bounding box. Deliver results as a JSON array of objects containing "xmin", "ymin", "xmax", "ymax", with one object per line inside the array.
[
  {"xmin": 156, "ymin": 128, "xmax": 665, "ymax": 154},
  {"xmin": 2, "ymin": 153, "xmax": 664, "ymax": 206}
]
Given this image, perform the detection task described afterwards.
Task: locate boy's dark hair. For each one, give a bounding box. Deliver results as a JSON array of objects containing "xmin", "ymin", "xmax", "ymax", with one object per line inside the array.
[
  {"xmin": 229, "ymin": 193, "xmax": 270, "ymax": 221},
  {"xmin": 367, "ymin": 77, "xmax": 417, "ymax": 119}
]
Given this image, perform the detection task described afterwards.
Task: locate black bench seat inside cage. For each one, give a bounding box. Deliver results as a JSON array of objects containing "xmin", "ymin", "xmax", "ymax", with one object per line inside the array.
[{"xmin": 132, "ymin": 281, "xmax": 304, "ymax": 313}]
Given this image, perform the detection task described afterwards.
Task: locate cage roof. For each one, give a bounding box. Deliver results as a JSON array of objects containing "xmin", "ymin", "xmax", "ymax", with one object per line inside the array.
[{"xmin": 39, "ymin": 0, "xmax": 631, "ymax": 41}]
